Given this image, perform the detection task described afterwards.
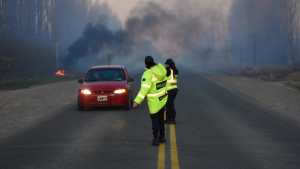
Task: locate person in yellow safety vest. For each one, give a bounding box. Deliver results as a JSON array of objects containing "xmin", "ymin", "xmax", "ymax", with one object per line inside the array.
[
  {"xmin": 132, "ymin": 56, "xmax": 168, "ymax": 146},
  {"xmin": 165, "ymin": 58, "xmax": 178, "ymax": 124}
]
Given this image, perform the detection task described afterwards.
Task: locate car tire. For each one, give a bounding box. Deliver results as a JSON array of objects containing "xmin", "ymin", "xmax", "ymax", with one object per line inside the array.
[
  {"xmin": 124, "ymin": 97, "xmax": 132, "ymax": 110},
  {"xmin": 78, "ymin": 104, "xmax": 84, "ymax": 111},
  {"xmin": 77, "ymin": 97, "xmax": 84, "ymax": 111}
]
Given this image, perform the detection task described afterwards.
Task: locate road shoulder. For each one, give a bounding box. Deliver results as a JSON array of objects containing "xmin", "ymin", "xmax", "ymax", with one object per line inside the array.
[
  {"xmin": 0, "ymin": 80, "xmax": 77, "ymax": 140},
  {"xmin": 206, "ymin": 74, "xmax": 300, "ymax": 123}
]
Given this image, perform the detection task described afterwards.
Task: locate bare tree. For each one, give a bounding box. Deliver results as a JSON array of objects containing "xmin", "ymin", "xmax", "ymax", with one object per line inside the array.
[
  {"xmin": 284, "ymin": 0, "xmax": 299, "ymax": 67},
  {"xmin": 0, "ymin": 0, "xmax": 4, "ymax": 32}
]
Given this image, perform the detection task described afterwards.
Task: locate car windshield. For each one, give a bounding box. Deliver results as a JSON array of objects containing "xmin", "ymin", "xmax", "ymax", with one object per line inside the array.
[{"xmin": 85, "ymin": 68, "xmax": 125, "ymax": 82}]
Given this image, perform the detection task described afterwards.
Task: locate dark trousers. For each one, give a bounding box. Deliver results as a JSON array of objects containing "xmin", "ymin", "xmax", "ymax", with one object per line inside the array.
[
  {"xmin": 150, "ymin": 107, "xmax": 165, "ymax": 139},
  {"xmin": 166, "ymin": 88, "xmax": 178, "ymax": 122}
]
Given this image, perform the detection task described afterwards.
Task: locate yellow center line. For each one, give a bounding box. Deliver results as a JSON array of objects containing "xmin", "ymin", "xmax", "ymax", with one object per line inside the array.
[
  {"xmin": 157, "ymin": 143, "xmax": 166, "ymax": 169},
  {"xmin": 157, "ymin": 111, "xmax": 166, "ymax": 169},
  {"xmin": 170, "ymin": 124, "xmax": 180, "ymax": 169}
]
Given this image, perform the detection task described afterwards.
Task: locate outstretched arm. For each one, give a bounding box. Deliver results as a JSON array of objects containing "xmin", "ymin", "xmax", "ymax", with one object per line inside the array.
[{"xmin": 133, "ymin": 72, "xmax": 152, "ymax": 108}]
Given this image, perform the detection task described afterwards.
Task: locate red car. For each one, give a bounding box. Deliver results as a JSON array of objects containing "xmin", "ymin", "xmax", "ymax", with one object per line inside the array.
[{"xmin": 77, "ymin": 65, "xmax": 134, "ymax": 110}]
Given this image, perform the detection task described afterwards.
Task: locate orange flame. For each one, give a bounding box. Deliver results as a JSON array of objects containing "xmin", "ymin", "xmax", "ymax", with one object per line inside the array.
[{"xmin": 55, "ymin": 69, "xmax": 65, "ymax": 77}]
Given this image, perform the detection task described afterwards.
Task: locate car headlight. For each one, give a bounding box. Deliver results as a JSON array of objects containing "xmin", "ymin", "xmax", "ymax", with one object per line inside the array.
[
  {"xmin": 81, "ymin": 89, "xmax": 92, "ymax": 95},
  {"xmin": 113, "ymin": 89, "xmax": 127, "ymax": 94}
]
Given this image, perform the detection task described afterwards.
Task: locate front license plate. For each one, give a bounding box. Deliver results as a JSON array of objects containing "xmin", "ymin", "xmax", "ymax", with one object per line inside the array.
[{"xmin": 97, "ymin": 95, "xmax": 108, "ymax": 102}]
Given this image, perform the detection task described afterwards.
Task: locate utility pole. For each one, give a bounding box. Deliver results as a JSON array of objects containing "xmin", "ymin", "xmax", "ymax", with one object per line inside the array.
[
  {"xmin": 107, "ymin": 53, "xmax": 112, "ymax": 65},
  {"xmin": 55, "ymin": 39, "xmax": 60, "ymax": 68},
  {"xmin": 253, "ymin": 33, "xmax": 257, "ymax": 66},
  {"xmin": 53, "ymin": 0, "xmax": 60, "ymax": 69}
]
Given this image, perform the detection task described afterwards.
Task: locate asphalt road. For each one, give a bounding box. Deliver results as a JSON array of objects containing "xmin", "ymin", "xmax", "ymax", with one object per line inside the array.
[{"xmin": 1, "ymin": 71, "xmax": 300, "ymax": 169}]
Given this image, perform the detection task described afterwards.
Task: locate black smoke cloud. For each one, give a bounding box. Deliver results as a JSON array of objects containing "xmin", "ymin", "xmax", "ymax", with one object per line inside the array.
[
  {"xmin": 63, "ymin": 2, "xmax": 212, "ymax": 71},
  {"xmin": 63, "ymin": 0, "xmax": 299, "ymax": 72},
  {"xmin": 63, "ymin": 23, "xmax": 130, "ymax": 67}
]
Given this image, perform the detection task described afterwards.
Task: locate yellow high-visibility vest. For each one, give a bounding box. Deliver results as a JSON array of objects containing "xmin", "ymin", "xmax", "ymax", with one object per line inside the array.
[
  {"xmin": 166, "ymin": 69, "xmax": 178, "ymax": 91},
  {"xmin": 134, "ymin": 64, "xmax": 168, "ymax": 114}
]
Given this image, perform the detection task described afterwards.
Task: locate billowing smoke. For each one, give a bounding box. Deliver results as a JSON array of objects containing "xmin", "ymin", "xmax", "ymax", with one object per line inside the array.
[
  {"xmin": 63, "ymin": 0, "xmax": 300, "ymax": 72},
  {"xmin": 63, "ymin": 0, "xmax": 233, "ymax": 72}
]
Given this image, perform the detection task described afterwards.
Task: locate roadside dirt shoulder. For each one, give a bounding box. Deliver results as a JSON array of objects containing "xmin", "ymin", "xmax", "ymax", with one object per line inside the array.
[
  {"xmin": 207, "ymin": 75, "xmax": 300, "ymax": 122},
  {"xmin": 0, "ymin": 81, "xmax": 77, "ymax": 139}
]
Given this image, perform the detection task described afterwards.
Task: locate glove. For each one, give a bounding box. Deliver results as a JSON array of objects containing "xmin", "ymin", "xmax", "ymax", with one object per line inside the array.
[{"xmin": 132, "ymin": 102, "xmax": 139, "ymax": 109}]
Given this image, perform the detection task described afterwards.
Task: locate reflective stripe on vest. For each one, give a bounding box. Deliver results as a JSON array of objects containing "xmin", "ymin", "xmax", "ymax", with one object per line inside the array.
[
  {"xmin": 167, "ymin": 69, "xmax": 177, "ymax": 90},
  {"xmin": 142, "ymin": 84, "xmax": 151, "ymax": 88},
  {"xmin": 169, "ymin": 69, "xmax": 177, "ymax": 82},
  {"xmin": 152, "ymin": 76, "xmax": 158, "ymax": 82},
  {"xmin": 137, "ymin": 93, "xmax": 145, "ymax": 99},
  {"xmin": 147, "ymin": 90, "xmax": 166, "ymax": 98}
]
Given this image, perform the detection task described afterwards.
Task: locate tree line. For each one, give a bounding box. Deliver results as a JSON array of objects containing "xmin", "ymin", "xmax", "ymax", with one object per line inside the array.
[
  {"xmin": 0, "ymin": 0, "xmax": 95, "ymax": 76},
  {"xmin": 0, "ymin": 0, "xmax": 299, "ymax": 76}
]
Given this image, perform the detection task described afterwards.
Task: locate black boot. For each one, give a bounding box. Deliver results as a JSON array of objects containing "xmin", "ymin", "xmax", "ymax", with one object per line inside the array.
[
  {"xmin": 152, "ymin": 138, "xmax": 160, "ymax": 146},
  {"xmin": 159, "ymin": 137, "xmax": 166, "ymax": 143},
  {"xmin": 169, "ymin": 120, "xmax": 176, "ymax": 124}
]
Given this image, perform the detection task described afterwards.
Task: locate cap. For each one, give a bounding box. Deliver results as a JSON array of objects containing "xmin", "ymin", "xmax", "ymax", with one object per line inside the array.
[
  {"xmin": 145, "ymin": 56, "xmax": 155, "ymax": 67},
  {"xmin": 165, "ymin": 58, "xmax": 174, "ymax": 66}
]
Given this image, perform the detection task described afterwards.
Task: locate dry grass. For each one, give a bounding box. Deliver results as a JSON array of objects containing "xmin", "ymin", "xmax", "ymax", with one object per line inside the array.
[
  {"xmin": 285, "ymin": 72, "xmax": 300, "ymax": 91},
  {"xmin": 234, "ymin": 66, "xmax": 300, "ymax": 91},
  {"xmin": 286, "ymin": 72, "xmax": 300, "ymax": 81}
]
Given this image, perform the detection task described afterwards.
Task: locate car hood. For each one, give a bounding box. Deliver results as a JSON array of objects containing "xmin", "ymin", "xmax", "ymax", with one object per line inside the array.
[{"xmin": 81, "ymin": 81, "xmax": 128, "ymax": 91}]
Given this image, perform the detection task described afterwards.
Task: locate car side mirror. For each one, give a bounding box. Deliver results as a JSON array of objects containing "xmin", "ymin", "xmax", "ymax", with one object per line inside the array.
[
  {"xmin": 128, "ymin": 77, "xmax": 134, "ymax": 82},
  {"xmin": 78, "ymin": 79, "xmax": 84, "ymax": 84}
]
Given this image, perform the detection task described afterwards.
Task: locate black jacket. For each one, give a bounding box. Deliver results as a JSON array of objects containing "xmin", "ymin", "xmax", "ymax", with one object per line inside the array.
[{"xmin": 166, "ymin": 67, "xmax": 179, "ymax": 77}]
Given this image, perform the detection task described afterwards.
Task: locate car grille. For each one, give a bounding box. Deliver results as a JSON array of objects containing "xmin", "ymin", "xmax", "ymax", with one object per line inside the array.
[{"xmin": 93, "ymin": 90, "xmax": 113, "ymax": 95}]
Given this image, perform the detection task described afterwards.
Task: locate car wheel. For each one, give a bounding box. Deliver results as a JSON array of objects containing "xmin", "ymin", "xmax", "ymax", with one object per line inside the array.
[
  {"xmin": 77, "ymin": 97, "xmax": 84, "ymax": 111},
  {"xmin": 124, "ymin": 97, "xmax": 132, "ymax": 110}
]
